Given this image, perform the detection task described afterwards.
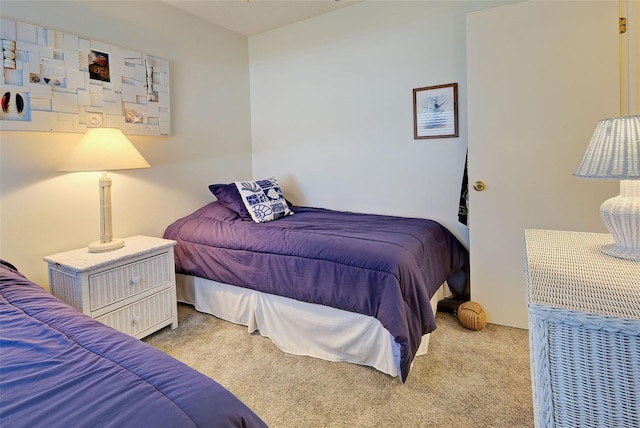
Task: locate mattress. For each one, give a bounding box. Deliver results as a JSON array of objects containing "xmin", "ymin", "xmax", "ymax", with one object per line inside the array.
[
  {"xmin": 0, "ymin": 260, "xmax": 266, "ymax": 427},
  {"xmin": 164, "ymin": 202, "xmax": 469, "ymax": 381}
]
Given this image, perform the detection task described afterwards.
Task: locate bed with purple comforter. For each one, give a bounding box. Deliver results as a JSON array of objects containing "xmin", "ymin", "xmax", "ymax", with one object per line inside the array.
[
  {"xmin": 0, "ymin": 260, "xmax": 266, "ymax": 428},
  {"xmin": 164, "ymin": 202, "xmax": 469, "ymax": 382}
]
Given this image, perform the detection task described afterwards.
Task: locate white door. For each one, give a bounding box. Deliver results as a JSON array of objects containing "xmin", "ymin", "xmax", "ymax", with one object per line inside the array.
[{"xmin": 466, "ymin": 0, "xmax": 620, "ymax": 329}]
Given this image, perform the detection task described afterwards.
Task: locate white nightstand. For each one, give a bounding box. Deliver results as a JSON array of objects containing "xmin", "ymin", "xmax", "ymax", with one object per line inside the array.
[
  {"xmin": 524, "ymin": 229, "xmax": 640, "ymax": 428},
  {"xmin": 44, "ymin": 235, "xmax": 178, "ymax": 339}
]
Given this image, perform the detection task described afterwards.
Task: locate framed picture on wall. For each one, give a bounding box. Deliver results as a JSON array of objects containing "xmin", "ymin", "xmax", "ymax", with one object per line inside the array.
[
  {"xmin": 413, "ymin": 83, "xmax": 458, "ymax": 139},
  {"xmin": 88, "ymin": 50, "xmax": 111, "ymax": 82}
]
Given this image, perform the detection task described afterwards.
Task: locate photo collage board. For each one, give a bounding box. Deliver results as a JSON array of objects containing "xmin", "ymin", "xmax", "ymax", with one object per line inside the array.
[{"xmin": 0, "ymin": 18, "xmax": 170, "ymax": 136}]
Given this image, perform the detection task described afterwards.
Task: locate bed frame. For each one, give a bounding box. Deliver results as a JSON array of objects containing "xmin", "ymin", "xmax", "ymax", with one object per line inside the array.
[{"xmin": 176, "ymin": 274, "xmax": 445, "ymax": 380}]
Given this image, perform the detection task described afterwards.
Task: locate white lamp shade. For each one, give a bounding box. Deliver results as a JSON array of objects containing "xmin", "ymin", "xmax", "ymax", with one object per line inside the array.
[
  {"xmin": 574, "ymin": 115, "xmax": 640, "ymax": 179},
  {"xmin": 59, "ymin": 128, "xmax": 150, "ymax": 172}
]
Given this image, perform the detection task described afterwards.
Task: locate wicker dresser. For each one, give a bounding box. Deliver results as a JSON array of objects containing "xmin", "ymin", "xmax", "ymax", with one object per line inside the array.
[
  {"xmin": 45, "ymin": 235, "xmax": 177, "ymax": 339},
  {"xmin": 524, "ymin": 229, "xmax": 640, "ymax": 428}
]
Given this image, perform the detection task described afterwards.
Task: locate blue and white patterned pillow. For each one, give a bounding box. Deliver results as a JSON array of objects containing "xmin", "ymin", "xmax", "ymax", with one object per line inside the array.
[{"xmin": 234, "ymin": 177, "xmax": 293, "ymax": 223}]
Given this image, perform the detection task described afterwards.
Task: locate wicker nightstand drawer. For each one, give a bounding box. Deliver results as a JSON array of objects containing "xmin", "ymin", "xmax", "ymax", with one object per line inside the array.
[
  {"xmin": 96, "ymin": 288, "xmax": 174, "ymax": 338},
  {"xmin": 89, "ymin": 253, "xmax": 171, "ymax": 311}
]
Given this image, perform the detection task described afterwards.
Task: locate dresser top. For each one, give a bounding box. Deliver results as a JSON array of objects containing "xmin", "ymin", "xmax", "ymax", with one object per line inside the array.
[
  {"xmin": 44, "ymin": 235, "xmax": 176, "ymax": 272},
  {"xmin": 525, "ymin": 229, "xmax": 640, "ymax": 319}
]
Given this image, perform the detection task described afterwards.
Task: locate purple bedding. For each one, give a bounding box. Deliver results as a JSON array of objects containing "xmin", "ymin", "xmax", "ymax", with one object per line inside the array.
[
  {"xmin": 164, "ymin": 202, "xmax": 469, "ymax": 381},
  {"xmin": 0, "ymin": 260, "xmax": 266, "ymax": 428}
]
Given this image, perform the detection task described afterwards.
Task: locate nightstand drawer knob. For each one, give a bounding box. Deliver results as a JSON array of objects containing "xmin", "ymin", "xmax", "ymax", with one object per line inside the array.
[
  {"xmin": 130, "ymin": 276, "xmax": 140, "ymax": 285},
  {"xmin": 132, "ymin": 315, "xmax": 141, "ymax": 324}
]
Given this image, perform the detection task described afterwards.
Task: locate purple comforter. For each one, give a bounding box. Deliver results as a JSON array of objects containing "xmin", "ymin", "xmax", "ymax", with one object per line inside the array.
[
  {"xmin": 0, "ymin": 260, "xmax": 266, "ymax": 428},
  {"xmin": 164, "ymin": 202, "xmax": 469, "ymax": 381}
]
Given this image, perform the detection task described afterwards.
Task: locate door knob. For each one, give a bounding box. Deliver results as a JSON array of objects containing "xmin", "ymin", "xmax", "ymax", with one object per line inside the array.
[{"xmin": 473, "ymin": 181, "xmax": 486, "ymax": 192}]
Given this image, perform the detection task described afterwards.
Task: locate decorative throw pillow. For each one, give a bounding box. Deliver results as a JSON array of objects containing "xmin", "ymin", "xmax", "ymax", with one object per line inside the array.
[
  {"xmin": 234, "ymin": 177, "xmax": 293, "ymax": 223},
  {"xmin": 208, "ymin": 183, "xmax": 252, "ymax": 220}
]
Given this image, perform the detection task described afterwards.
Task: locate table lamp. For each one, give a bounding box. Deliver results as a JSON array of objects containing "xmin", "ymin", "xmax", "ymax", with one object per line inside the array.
[
  {"xmin": 59, "ymin": 128, "xmax": 150, "ymax": 253},
  {"xmin": 574, "ymin": 115, "xmax": 640, "ymax": 260}
]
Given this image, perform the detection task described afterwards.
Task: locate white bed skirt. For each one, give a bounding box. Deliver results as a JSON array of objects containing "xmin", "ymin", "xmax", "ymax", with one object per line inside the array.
[{"xmin": 176, "ymin": 274, "xmax": 444, "ymax": 380}]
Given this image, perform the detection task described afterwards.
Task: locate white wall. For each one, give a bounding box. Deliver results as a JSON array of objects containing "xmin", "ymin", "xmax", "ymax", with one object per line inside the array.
[
  {"xmin": 249, "ymin": 1, "xmax": 515, "ymax": 246},
  {"xmin": 0, "ymin": 0, "xmax": 518, "ymax": 289},
  {"xmin": 0, "ymin": 1, "xmax": 252, "ymax": 288}
]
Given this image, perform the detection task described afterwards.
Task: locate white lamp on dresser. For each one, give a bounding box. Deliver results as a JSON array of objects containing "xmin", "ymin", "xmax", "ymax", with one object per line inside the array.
[
  {"xmin": 59, "ymin": 128, "xmax": 150, "ymax": 253},
  {"xmin": 573, "ymin": 114, "xmax": 640, "ymax": 260}
]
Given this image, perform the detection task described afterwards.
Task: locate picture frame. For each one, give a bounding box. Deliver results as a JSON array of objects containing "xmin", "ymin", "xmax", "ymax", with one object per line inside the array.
[
  {"xmin": 88, "ymin": 50, "xmax": 110, "ymax": 82},
  {"xmin": 413, "ymin": 83, "xmax": 458, "ymax": 139}
]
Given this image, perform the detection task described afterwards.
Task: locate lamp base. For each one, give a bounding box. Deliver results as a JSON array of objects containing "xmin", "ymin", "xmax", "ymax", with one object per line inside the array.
[
  {"xmin": 600, "ymin": 180, "xmax": 640, "ymax": 261},
  {"xmin": 88, "ymin": 238, "xmax": 125, "ymax": 253},
  {"xmin": 601, "ymin": 244, "xmax": 640, "ymax": 261}
]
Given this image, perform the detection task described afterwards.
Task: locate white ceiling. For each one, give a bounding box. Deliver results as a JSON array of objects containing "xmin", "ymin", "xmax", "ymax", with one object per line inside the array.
[{"xmin": 161, "ymin": 0, "xmax": 363, "ymax": 37}]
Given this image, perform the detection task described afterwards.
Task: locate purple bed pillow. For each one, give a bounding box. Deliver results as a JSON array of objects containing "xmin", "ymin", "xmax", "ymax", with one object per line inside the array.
[{"xmin": 208, "ymin": 183, "xmax": 252, "ymax": 220}]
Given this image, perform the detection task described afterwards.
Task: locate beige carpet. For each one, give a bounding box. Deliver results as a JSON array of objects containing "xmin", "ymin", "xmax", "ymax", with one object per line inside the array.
[{"xmin": 145, "ymin": 304, "xmax": 533, "ymax": 427}]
